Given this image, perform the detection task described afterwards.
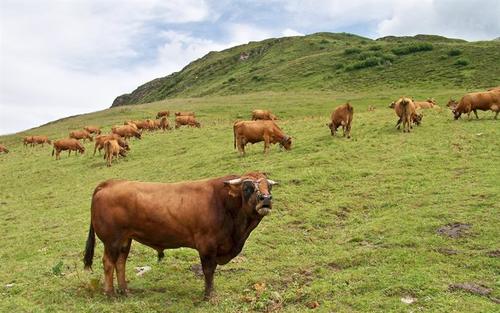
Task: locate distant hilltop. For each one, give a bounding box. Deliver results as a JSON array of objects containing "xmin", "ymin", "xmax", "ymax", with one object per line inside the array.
[{"xmin": 112, "ymin": 32, "xmax": 500, "ymax": 107}]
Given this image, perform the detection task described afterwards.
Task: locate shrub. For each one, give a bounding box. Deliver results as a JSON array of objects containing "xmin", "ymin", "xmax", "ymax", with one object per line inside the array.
[
  {"xmin": 227, "ymin": 77, "xmax": 236, "ymax": 83},
  {"xmin": 333, "ymin": 63, "xmax": 344, "ymax": 70},
  {"xmin": 454, "ymin": 58, "xmax": 469, "ymax": 66},
  {"xmin": 447, "ymin": 49, "xmax": 462, "ymax": 56},
  {"xmin": 319, "ymin": 39, "xmax": 329, "ymax": 44},
  {"xmin": 345, "ymin": 57, "xmax": 383, "ymax": 71},
  {"xmin": 344, "ymin": 48, "xmax": 361, "ymax": 55},
  {"xmin": 368, "ymin": 45, "xmax": 382, "ymax": 51},
  {"xmin": 391, "ymin": 42, "xmax": 433, "ymax": 55}
]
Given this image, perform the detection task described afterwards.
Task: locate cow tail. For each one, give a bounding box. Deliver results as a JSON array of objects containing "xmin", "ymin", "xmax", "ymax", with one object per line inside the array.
[
  {"xmin": 51, "ymin": 148, "xmax": 54, "ymax": 156},
  {"xmin": 83, "ymin": 222, "xmax": 95, "ymax": 270}
]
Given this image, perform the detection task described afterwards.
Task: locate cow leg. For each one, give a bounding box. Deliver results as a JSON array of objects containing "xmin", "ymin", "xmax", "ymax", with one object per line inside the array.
[
  {"xmin": 263, "ymin": 136, "xmax": 270, "ymax": 154},
  {"xmin": 473, "ymin": 109, "xmax": 479, "ymax": 119},
  {"xmin": 68, "ymin": 150, "xmax": 71, "ymax": 156},
  {"xmin": 396, "ymin": 118, "xmax": 402, "ymax": 130},
  {"xmin": 102, "ymin": 247, "xmax": 118, "ymax": 296},
  {"xmin": 346, "ymin": 124, "xmax": 351, "ymax": 139},
  {"xmin": 116, "ymin": 239, "xmax": 132, "ymax": 295},
  {"xmin": 237, "ymin": 139, "xmax": 245, "ymax": 156},
  {"xmin": 495, "ymin": 111, "xmax": 498, "ymax": 119},
  {"xmin": 199, "ymin": 252, "xmax": 217, "ymax": 300}
]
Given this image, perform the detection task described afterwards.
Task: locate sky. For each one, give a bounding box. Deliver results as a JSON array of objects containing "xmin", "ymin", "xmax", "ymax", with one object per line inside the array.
[{"xmin": 1, "ymin": 0, "xmax": 499, "ymax": 135}]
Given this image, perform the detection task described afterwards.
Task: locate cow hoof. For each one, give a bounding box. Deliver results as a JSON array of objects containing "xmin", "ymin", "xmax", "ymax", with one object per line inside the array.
[
  {"xmin": 104, "ymin": 290, "xmax": 116, "ymax": 298},
  {"xmin": 117, "ymin": 288, "xmax": 130, "ymax": 296}
]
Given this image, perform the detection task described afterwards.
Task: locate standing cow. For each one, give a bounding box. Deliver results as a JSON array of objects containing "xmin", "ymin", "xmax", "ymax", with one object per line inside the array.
[
  {"xmin": 70, "ymin": 130, "xmax": 93, "ymax": 142},
  {"xmin": 394, "ymin": 97, "xmax": 422, "ymax": 132},
  {"xmin": 83, "ymin": 172, "xmax": 276, "ymax": 299},
  {"xmin": 112, "ymin": 125, "xmax": 142, "ymax": 140},
  {"xmin": 52, "ymin": 139, "xmax": 85, "ymax": 159},
  {"xmin": 233, "ymin": 120, "xmax": 292, "ymax": 155},
  {"xmin": 103, "ymin": 139, "xmax": 127, "ymax": 167},
  {"xmin": 31, "ymin": 135, "xmax": 52, "ymax": 147},
  {"xmin": 327, "ymin": 102, "xmax": 354, "ymax": 138},
  {"xmin": 453, "ymin": 91, "xmax": 500, "ymax": 120},
  {"xmin": 156, "ymin": 111, "xmax": 170, "ymax": 119}
]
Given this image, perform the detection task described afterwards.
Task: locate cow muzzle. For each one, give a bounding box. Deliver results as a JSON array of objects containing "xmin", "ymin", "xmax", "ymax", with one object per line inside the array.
[{"xmin": 256, "ymin": 194, "xmax": 272, "ymax": 216}]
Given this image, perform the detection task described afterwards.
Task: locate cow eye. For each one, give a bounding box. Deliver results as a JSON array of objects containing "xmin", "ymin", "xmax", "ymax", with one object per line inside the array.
[{"xmin": 242, "ymin": 181, "xmax": 255, "ymax": 200}]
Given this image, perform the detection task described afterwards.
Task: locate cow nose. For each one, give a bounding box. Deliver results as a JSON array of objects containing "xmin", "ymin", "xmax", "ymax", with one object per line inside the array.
[{"xmin": 261, "ymin": 195, "xmax": 272, "ymax": 206}]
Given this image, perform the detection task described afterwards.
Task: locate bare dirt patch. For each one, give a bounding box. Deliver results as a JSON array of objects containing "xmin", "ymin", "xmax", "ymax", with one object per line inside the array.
[
  {"xmin": 437, "ymin": 222, "xmax": 471, "ymax": 238},
  {"xmin": 487, "ymin": 250, "xmax": 500, "ymax": 258},
  {"xmin": 436, "ymin": 248, "xmax": 459, "ymax": 255}
]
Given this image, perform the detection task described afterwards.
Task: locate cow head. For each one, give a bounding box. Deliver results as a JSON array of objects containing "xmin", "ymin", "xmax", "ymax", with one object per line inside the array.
[
  {"xmin": 280, "ymin": 136, "xmax": 292, "ymax": 150},
  {"xmin": 224, "ymin": 174, "xmax": 278, "ymax": 216},
  {"xmin": 413, "ymin": 113, "xmax": 423, "ymax": 125},
  {"xmin": 447, "ymin": 99, "xmax": 458, "ymax": 109},
  {"xmin": 326, "ymin": 122, "xmax": 335, "ymax": 135},
  {"xmin": 453, "ymin": 109, "xmax": 461, "ymax": 120},
  {"xmin": 47, "ymin": 139, "xmax": 52, "ymax": 144},
  {"xmin": 388, "ymin": 101, "xmax": 396, "ymax": 109},
  {"xmin": 79, "ymin": 146, "xmax": 85, "ymax": 154}
]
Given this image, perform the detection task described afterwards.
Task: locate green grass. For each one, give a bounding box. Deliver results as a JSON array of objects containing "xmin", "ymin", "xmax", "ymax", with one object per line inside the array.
[
  {"xmin": 112, "ymin": 33, "xmax": 500, "ymax": 106},
  {"xmin": 1, "ymin": 89, "xmax": 499, "ymax": 312}
]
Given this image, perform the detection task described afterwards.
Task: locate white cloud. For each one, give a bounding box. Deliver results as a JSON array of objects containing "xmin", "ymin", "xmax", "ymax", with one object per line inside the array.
[{"xmin": 282, "ymin": 28, "xmax": 305, "ymax": 37}]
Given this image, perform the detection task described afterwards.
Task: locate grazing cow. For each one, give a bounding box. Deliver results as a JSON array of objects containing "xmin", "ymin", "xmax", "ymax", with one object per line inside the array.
[
  {"xmin": 453, "ymin": 91, "xmax": 500, "ymax": 120},
  {"xmin": 70, "ymin": 130, "xmax": 93, "ymax": 142},
  {"xmin": 326, "ymin": 102, "xmax": 354, "ymax": 138},
  {"xmin": 0, "ymin": 144, "xmax": 8, "ymax": 154},
  {"xmin": 94, "ymin": 134, "xmax": 129, "ymax": 156},
  {"xmin": 112, "ymin": 125, "xmax": 142, "ymax": 140},
  {"xmin": 233, "ymin": 120, "xmax": 292, "ymax": 155},
  {"xmin": 131, "ymin": 120, "xmax": 154, "ymax": 131},
  {"xmin": 31, "ymin": 135, "xmax": 52, "ymax": 147},
  {"xmin": 251, "ymin": 109, "xmax": 278, "ymax": 121},
  {"xmin": 414, "ymin": 98, "xmax": 437, "ymax": 109},
  {"xmin": 23, "ymin": 136, "xmax": 34, "ymax": 147},
  {"xmin": 156, "ymin": 111, "xmax": 170, "ymax": 119},
  {"xmin": 83, "ymin": 172, "xmax": 276, "ymax": 299},
  {"xmin": 175, "ymin": 115, "xmax": 201, "ymax": 128},
  {"xmin": 84, "ymin": 126, "xmax": 102, "ymax": 135},
  {"xmin": 174, "ymin": 111, "xmax": 195, "ymax": 117},
  {"xmin": 394, "ymin": 97, "xmax": 422, "ymax": 132},
  {"xmin": 123, "ymin": 121, "xmax": 139, "ymax": 130},
  {"xmin": 104, "ymin": 139, "xmax": 127, "ymax": 167},
  {"xmin": 160, "ymin": 117, "xmax": 171, "ymax": 131},
  {"xmin": 52, "ymin": 138, "xmax": 85, "ymax": 159}
]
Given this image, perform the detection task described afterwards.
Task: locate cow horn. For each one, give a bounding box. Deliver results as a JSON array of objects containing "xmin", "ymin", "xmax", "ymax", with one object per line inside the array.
[
  {"xmin": 267, "ymin": 179, "xmax": 278, "ymax": 185},
  {"xmin": 224, "ymin": 178, "xmax": 242, "ymax": 185}
]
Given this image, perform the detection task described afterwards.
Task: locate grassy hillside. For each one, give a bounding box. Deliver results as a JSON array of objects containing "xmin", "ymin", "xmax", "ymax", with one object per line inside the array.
[
  {"xmin": 112, "ymin": 33, "xmax": 500, "ymax": 106},
  {"xmin": 1, "ymin": 88, "xmax": 499, "ymax": 312}
]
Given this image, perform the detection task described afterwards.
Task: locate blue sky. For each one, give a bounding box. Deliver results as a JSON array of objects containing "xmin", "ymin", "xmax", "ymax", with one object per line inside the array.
[{"xmin": 1, "ymin": 0, "xmax": 499, "ymax": 134}]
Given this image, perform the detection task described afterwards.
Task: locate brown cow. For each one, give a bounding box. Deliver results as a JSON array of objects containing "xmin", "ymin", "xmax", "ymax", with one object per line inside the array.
[
  {"xmin": 160, "ymin": 117, "xmax": 171, "ymax": 131},
  {"xmin": 0, "ymin": 144, "xmax": 9, "ymax": 154},
  {"xmin": 453, "ymin": 91, "xmax": 500, "ymax": 120},
  {"xmin": 326, "ymin": 102, "xmax": 354, "ymax": 138},
  {"xmin": 233, "ymin": 120, "xmax": 292, "ymax": 155},
  {"xmin": 31, "ymin": 135, "xmax": 52, "ymax": 147},
  {"xmin": 132, "ymin": 120, "xmax": 154, "ymax": 131},
  {"xmin": 23, "ymin": 136, "xmax": 34, "ymax": 147},
  {"xmin": 175, "ymin": 115, "xmax": 200, "ymax": 128},
  {"xmin": 84, "ymin": 126, "xmax": 102, "ymax": 135},
  {"xmin": 123, "ymin": 121, "xmax": 139, "ymax": 130},
  {"xmin": 414, "ymin": 98, "xmax": 437, "ymax": 109},
  {"xmin": 52, "ymin": 138, "xmax": 85, "ymax": 159},
  {"xmin": 112, "ymin": 125, "xmax": 142, "ymax": 140},
  {"xmin": 156, "ymin": 111, "xmax": 170, "ymax": 119},
  {"xmin": 394, "ymin": 97, "xmax": 422, "ymax": 132},
  {"xmin": 174, "ymin": 111, "xmax": 195, "ymax": 117},
  {"xmin": 83, "ymin": 172, "xmax": 276, "ymax": 299},
  {"xmin": 104, "ymin": 139, "xmax": 127, "ymax": 167},
  {"xmin": 70, "ymin": 130, "xmax": 93, "ymax": 142},
  {"xmin": 251, "ymin": 109, "xmax": 277, "ymax": 121},
  {"xmin": 94, "ymin": 134, "xmax": 129, "ymax": 156}
]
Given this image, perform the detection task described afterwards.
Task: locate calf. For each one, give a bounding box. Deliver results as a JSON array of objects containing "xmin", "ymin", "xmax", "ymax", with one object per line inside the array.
[
  {"xmin": 327, "ymin": 102, "xmax": 354, "ymax": 138},
  {"xmin": 251, "ymin": 109, "xmax": 278, "ymax": 121},
  {"xmin": 52, "ymin": 138, "xmax": 85, "ymax": 159},
  {"xmin": 70, "ymin": 130, "xmax": 93, "ymax": 142},
  {"xmin": 414, "ymin": 98, "xmax": 436, "ymax": 109},
  {"xmin": 175, "ymin": 115, "xmax": 201, "ymax": 128},
  {"xmin": 104, "ymin": 139, "xmax": 127, "ymax": 167},
  {"xmin": 233, "ymin": 120, "xmax": 292, "ymax": 155}
]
